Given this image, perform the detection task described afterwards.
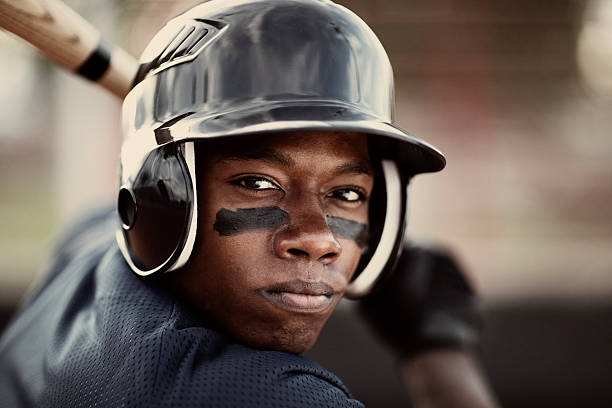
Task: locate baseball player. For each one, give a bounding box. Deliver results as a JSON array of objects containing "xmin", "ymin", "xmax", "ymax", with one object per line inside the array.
[{"xmin": 0, "ymin": 1, "xmax": 497, "ymax": 406}]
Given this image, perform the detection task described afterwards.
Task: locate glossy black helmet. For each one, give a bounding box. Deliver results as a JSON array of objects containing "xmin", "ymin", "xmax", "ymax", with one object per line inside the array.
[{"xmin": 116, "ymin": 0, "xmax": 445, "ymax": 297}]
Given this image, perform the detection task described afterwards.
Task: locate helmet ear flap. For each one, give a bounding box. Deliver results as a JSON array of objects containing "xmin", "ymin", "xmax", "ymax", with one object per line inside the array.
[
  {"xmin": 345, "ymin": 159, "xmax": 407, "ymax": 298},
  {"xmin": 116, "ymin": 142, "xmax": 196, "ymax": 276},
  {"xmin": 351, "ymin": 155, "xmax": 386, "ymax": 279}
]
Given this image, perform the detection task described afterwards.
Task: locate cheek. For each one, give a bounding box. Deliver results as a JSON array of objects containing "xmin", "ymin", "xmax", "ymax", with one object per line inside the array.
[
  {"xmin": 185, "ymin": 233, "xmax": 270, "ymax": 329},
  {"xmin": 338, "ymin": 240, "xmax": 364, "ymax": 282},
  {"xmin": 200, "ymin": 233, "xmax": 268, "ymax": 285},
  {"xmin": 196, "ymin": 218, "xmax": 281, "ymax": 301}
]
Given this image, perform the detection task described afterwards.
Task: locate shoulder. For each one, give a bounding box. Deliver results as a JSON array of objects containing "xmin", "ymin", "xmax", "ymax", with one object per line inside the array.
[
  {"xmin": 66, "ymin": 275, "xmax": 363, "ymax": 408},
  {"xmin": 106, "ymin": 251, "xmax": 363, "ymax": 407},
  {"xmin": 151, "ymin": 333, "xmax": 364, "ymax": 408},
  {"xmin": 2, "ymin": 223, "xmax": 362, "ymax": 408},
  {"xmin": 92, "ymin": 279, "xmax": 362, "ymax": 408}
]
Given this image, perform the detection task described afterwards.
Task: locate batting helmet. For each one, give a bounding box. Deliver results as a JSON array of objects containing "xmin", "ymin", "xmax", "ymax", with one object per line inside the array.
[{"xmin": 116, "ymin": 0, "xmax": 445, "ymax": 297}]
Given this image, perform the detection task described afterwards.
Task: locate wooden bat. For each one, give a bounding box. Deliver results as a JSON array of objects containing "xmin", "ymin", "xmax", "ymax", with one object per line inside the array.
[{"xmin": 0, "ymin": 0, "xmax": 138, "ymax": 99}]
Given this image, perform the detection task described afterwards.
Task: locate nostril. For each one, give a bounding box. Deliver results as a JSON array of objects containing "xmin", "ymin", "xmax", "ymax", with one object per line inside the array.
[
  {"xmin": 288, "ymin": 248, "xmax": 308, "ymax": 257},
  {"xmin": 320, "ymin": 252, "xmax": 337, "ymax": 260}
]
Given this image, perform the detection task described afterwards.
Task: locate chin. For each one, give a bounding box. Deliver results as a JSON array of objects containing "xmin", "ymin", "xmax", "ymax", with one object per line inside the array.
[{"xmin": 236, "ymin": 321, "xmax": 324, "ymax": 355}]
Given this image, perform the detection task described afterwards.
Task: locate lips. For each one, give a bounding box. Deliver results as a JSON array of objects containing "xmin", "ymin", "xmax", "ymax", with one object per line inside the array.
[{"xmin": 259, "ymin": 280, "xmax": 336, "ymax": 313}]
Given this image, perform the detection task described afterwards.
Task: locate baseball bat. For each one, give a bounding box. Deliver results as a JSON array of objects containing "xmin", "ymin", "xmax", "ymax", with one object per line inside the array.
[{"xmin": 0, "ymin": 0, "xmax": 138, "ymax": 99}]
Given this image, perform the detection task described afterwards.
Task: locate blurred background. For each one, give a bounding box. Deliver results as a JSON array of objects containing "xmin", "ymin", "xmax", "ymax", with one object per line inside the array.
[{"xmin": 1, "ymin": 0, "xmax": 611, "ymax": 406}]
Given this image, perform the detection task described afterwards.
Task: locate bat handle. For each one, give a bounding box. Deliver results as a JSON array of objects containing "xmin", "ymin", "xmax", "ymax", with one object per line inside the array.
[{"xmin": 0, "ymin": 0, "xmax": 138, "ymax": 99}]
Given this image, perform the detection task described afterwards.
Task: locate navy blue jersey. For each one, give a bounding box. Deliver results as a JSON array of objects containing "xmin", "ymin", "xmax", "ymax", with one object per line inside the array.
[{"xmin": 0, "ymin": 210, "xmax": 363, "ymax": 407}]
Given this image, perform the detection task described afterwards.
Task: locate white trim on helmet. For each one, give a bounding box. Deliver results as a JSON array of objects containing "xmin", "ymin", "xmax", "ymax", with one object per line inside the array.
[
  {"xmin": 171, "ymin": 142, "xmax": 198, "ymax": 271},
  {"xmin": 344, "ymin": 159, "xmax": 401, "ymax": 298}
]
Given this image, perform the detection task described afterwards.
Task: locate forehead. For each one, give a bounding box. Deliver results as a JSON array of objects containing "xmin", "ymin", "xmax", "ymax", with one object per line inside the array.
[{"xmin": 196, "ymin": 131, "xmax": 372, "ymax": 169}]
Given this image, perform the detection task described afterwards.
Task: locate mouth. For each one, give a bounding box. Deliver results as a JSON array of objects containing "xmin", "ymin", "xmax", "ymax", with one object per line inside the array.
[{"xmin": 258, "ymin": 280, "xmax": 337, "ymax": 313}]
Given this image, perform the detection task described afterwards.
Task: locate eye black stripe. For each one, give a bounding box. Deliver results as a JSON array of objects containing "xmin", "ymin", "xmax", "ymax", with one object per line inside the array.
[
  {"xmin": 326, "ymin": 215, "xmax": 368, "ymax": 247},
  {"xmin": 213, "ymin": 207, "xmax": 289, "ymax": 236}
]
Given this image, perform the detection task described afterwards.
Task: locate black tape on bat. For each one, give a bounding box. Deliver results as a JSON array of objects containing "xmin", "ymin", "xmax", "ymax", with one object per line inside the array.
[
  {"xmin": 326, "ymin": 215, "xmax": 368, "ymax": 247},
  {"xmin": 76, "ymin": 38, "xmax": 112, "ymax": 81},
  {"xmin": 214, "ymin": 206, "xmax": 289, "ymax": 235}
]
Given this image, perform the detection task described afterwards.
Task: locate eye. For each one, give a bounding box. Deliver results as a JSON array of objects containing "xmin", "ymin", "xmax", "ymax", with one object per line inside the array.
[
  {"xmin": 233, "ymin": 176, "xmax": 279, "ymax": 191},
  {"xmin": 329, "ymin": 188, "xmax": 366, "ymax": 203}
]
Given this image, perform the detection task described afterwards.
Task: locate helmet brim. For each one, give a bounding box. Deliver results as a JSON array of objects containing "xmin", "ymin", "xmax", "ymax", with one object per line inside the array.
[{"xmin": 163, "ymin": 101, "xmax": 446, "ymax": 175}]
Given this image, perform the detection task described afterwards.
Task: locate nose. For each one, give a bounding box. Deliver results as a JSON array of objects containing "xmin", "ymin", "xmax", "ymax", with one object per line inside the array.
[{"xmin": 274, "ymin": 206, "xmax": 342, "ymax": 264}]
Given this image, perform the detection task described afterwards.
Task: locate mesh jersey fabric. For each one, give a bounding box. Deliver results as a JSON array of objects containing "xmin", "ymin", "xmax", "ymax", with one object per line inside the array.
[{"xmin": 0, "ymin": 209, "xmax": 363, "ymax": 408}]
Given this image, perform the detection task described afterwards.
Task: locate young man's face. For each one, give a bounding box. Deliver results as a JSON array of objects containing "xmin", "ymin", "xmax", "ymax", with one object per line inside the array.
[{"xmin": 172, "ymin": 131, "xmax": 374, "ymax": 354}]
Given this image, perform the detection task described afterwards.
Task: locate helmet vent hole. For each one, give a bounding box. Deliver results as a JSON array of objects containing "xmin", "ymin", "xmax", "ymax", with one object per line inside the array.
[
  {"xmin": 134, "ymin": 20, "xmax": 225, "ymax": 85},
  {"xmin": 156, "ymin": 25, "xmax": 196, "ymax": 66},
  {"xmin": 159, "ymin": 24, "xmax": 212, "ymax": 67}
]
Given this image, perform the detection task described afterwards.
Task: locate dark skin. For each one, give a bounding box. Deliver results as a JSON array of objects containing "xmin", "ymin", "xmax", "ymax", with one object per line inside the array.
[
  {"xmin": 171, "ymin": 131, "xmax": 374, "ymax": 354},
  {"xmin": 152, "ymin": 132, "xmax": 501, "ymax": 407}
]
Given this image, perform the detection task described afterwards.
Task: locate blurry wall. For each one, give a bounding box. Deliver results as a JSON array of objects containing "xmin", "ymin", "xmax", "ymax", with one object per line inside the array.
[
  {"xmin": 345, "ymin": 0, "xmax": 612, "ymax": 304},
  {"xmin": 1, "ymin": 0, "xmax": 612, "ymax": 407}
]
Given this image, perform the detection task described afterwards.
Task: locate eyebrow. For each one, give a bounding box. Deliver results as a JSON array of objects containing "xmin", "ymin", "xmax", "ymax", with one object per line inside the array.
[{"xmin": 333, "ymin": 162, "xmax": 373, "ymax": 176}]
